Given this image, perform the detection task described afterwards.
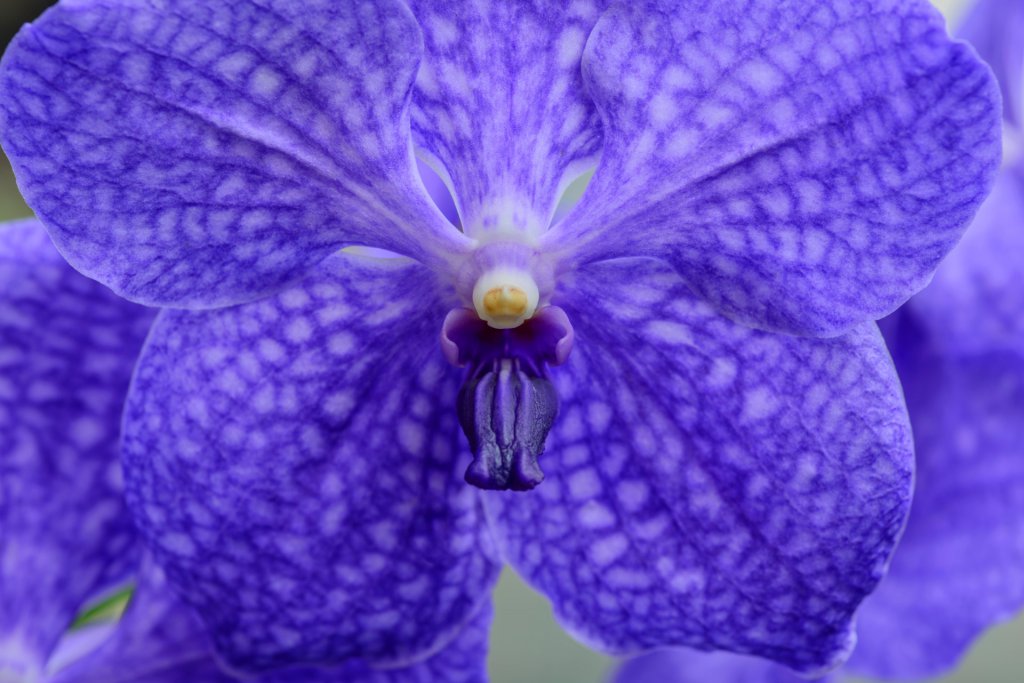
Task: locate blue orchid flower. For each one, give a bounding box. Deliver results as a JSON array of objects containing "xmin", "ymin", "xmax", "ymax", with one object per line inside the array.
[
  {"xmin": 0, "ymin": 218, "xmax": 491, "ymax": 683},
  {"xmin": 610, "ymin": 1, "xmax": 1024, "ymax": 681},
  {"xmin": 0, "ymin": 0, "xmax": 1002, "ymax": 678}
]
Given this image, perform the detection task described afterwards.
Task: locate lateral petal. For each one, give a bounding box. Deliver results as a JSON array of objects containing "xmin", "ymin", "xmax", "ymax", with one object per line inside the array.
[
  {"xmin": 543, "ymin": 0, "xmax": 1001, "ymax": 336},
  {"xmin": 0, "ymin": 0, "xmax": 469, "ymax": 308},
  {"xmin": 121, "ymin": 253, "xmax": 499, "ymax": 672},
  {"xmin": 485, "ymin": 259, "xmax": 913, "ymax": 674}
]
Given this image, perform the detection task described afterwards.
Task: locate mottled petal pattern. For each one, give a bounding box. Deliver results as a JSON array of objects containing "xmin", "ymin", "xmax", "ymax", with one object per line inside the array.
[
  {"xmin": 122, "ymin": 253, "xmax": 499, "ymax": 672},
  {"xmin": 486, "ymin": 259, "xmax": 912, "ymax": 674},
  {"xmin": 544, "ymin": 0, "xmax": 1001, "ymax": 335},
  {"xmin": 850, "ymin": 312, "xmax": 1024, "ymax": 679},
  {"xmin": 611, "ymin": 649, "xmax": 829, "ymax": 683},
  {"xmin": 0, "ymin": 220, "xmax": 154, "ymax": 674},
  {"xmin": 264, "ymin": 604, "xmax": 493, "ymax": 683},
  {"xmin": 53, "ymin": 558, "xmax": 493, "ymax": 683},
  {"xmin": 959, "ymin": 0, "xmax": 1024, "ymax": 128},
  {"xmin": 905, "ymin": 162, "xmax": 1024, "ymax": 355},
  {"xmin": 0, "ymin": 0, "xmax": 469, "ymax": 309},
  {"xmin": 408, "ymin": 0, "xmax": 606, "ymax": 236}
]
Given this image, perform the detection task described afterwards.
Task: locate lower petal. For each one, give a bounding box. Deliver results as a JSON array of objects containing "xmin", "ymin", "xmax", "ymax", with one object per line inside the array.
[
  {"xmin": 52, "ymin": 557, "xmax": 493, "ymax": 683},
  {"xmin": 0, "ymin": 220, "xmax": 153, "ymax": 672},
  {"xmin": 121, "ymin": 253, "xmax": 499, "ymax": 672},
  {"xmin": 484, "ymin": 259, "xmax": 913, "ymax": 674}
]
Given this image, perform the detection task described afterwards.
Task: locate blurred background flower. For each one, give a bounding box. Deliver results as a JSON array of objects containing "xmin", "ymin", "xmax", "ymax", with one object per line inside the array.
[{"xmin": 0, "ymin": 1, "xmax": 1020, "ymax": 682}]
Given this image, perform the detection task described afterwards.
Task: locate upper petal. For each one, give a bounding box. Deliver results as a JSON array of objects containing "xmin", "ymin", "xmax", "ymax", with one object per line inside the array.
[
  {"xmin": 0, "ymin": 219, "xmax": 153, "ymax": 673},
  {"xmin": 121, "ymin": 252, "xmax": 499, "ymax": 672},
  {"xmin": 51, "ymin": 557, "xmax": 493, "ymax": 683},
  {"xmin": 484, "ymin": 259, "xmax": 913, "ymax": 674},
  {"xmin": 0, "ymin": 0, "xmax": 469, "ymax": 309},
  {"xmin": 542, "ymin": 0, "xmax": 1002, "ymax": 336},
  {"xmin": 408, "ymin": 0, "xmax": 607, "ymax": 238}
]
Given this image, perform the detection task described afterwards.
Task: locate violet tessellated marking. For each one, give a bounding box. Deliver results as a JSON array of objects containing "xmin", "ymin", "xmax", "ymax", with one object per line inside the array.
[
  {"xmin": 0, "ymin": 228, "xmax": 491, "ymax": 683},
  {"xmin": 612, "ymin": 2, "xmax": 1024, "ymax": 676},
  {"xmin": 608, "ymin": 216, "xmax": 1024, "ymax": 683},
  {"xmin": 543, "ymin": 0, "xmax": 1001, "ymax": 335},
  {"xmin": 486, "ymin": 259, "xmax": 911, "ymax": 673},
  {"xmin": 120, "ymin": 253, "xmax": 915, "ymax": 674},
  {"xmin": 122, "ymin": 253, "xmax": 500, "ymax": 672},
  {"xmin": 0, "ymin": 0, "xmax": 471, "ymax": 308},
  {"xmin": 49, "ymin": 557, "xmax": 493, "ymax": 683},
  {"xmin": 408, "ymin": 0, "xmax": 608, "ymax": 236},
  {"xmin": 1, "ymin": 308, "xmax": 491, "ymax": 683}
]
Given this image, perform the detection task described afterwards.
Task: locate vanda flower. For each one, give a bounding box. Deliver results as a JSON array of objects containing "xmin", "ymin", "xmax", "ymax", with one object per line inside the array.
[
  {"xmin": 611, "ymin": 2, "xmax": 1024, "ymax": 681},
  {"xmin": 0, "ymin": 0, "xmax": 1002, "ymax": 677},
  {"xmin": 0, "ymin": 219, "xmax": 491, "ymax": 683}
]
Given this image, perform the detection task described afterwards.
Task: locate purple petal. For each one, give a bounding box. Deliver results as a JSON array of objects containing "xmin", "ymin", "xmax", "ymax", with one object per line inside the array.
[
  {"xmin": 0, "ymin": 0, "xmax": 470, "ymax": 309},
  {"xmin": 408, "ymin": 0, "xmax": 606, "ymax": 237},
  {"xmin": 121, "ymin": 253, "xmax": 499, "ymax": 672},
  {"xmin": 0, "ymin": 220, "xmax": 153, "ymax": 672},
  {"xmin": 484, "ymin": 259, "xmax": 913, "ymax": 674},
  {"xmin": 850, "ymin": 312, "xmax": 1024, "ymax": 679},
  {"xmin": 610, "ymin": 649, "xmax": 831, "ymax": 683},
  {"xmin": 543, "ymin": 0, "xmax": 1002, "ymax": 336},
  {"xmin": 959, "ymin": 0, "xmax": 1024, "ymax": 128},
  {"xmin": 57, "ymin": 558, "xmax": 497, "ymax": 683},
  {"xmin": 264, "ymin": 603, "xmax": 493, "ymax": 683},
  {"xmin": 53, "ymin": 557, "xmax": 493, "ymax": 683},
  {"xmin": 902, "ymin": 162, "xmax": 1024, "ymax": 355}
]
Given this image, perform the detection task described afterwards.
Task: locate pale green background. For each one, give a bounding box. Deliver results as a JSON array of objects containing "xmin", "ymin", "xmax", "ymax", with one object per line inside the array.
[{"xmin": 1, "ymin": 0, "xmax": 1022, "ymax": 681}]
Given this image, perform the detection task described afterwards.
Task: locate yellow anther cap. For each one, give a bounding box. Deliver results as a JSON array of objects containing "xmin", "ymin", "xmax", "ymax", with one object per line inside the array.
[{"xmin": 472, "ymin": 268, "xmax": 539, "ymax": 329}]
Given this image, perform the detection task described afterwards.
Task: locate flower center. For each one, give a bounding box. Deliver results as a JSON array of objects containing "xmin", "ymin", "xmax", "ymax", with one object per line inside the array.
[{"xmin": 442, "ymin": 241, "xmax": 572, "ymax": 491}]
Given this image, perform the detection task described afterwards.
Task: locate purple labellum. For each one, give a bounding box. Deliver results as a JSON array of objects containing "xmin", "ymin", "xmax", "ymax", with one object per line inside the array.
[
  {"xmin": 443, "ymin": 306, "xmax": 574, "ymax": 490},
  {"xmin": 458, "ymin": 360, "xmax": 558, "ymax": 490}
]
